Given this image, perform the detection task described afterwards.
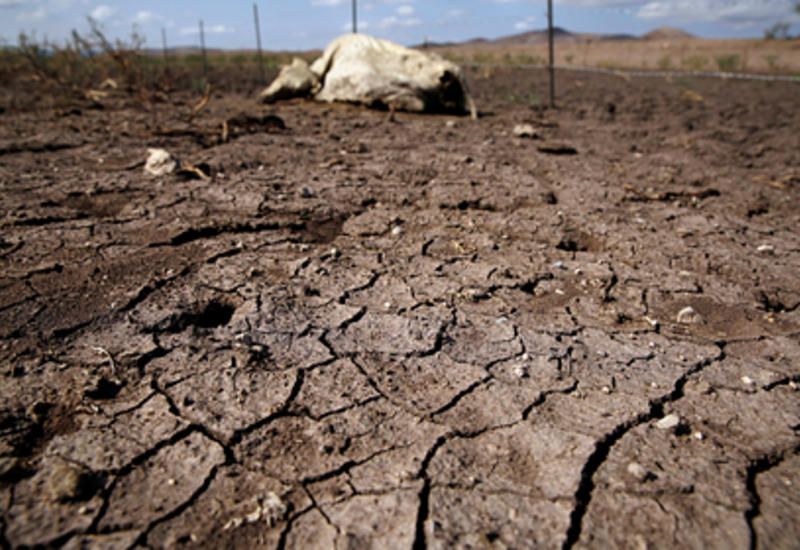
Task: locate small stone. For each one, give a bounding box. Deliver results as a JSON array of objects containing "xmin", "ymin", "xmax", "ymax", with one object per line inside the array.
[
  {"xmin": 655, "ymin": 413, "xmax": 681, "ymax": 430},
  {"xmin": 391, "ymin": 226, "xmax": 404, "ymax": 236},
  {"xmin": 513, "ymin": 124, "xmax": 538, "ymax": 138},
  {"xmin": 445, "ymin": 120, "xmax": 457, "ymax": 129},
  {"xmin": 48, "ymin": 462, "xmax": 91, "ymax": 502},
  {"xmin": 756, "ymin": 244, "xmax": 775, "ymax": 254},
  {"xmin": 83, "ymin": 374, "xmax": 123, "ymax": 400},
  {"xmin": 676, "ymin": 306, "xmax": 703, "ymax": 324},
  {"xmin": 692, "ymin": 431, "xmax": 704, "ymax": 440},
  {"xmin": 513, "ymin": 364, "xmax": 529, "ymax": 378},
  {"xmin": 627, "ymin": 462, "xmax": 650, "ymax": 482},
  {"xmin": 656, "ymin": 413, "xmax": 681, "ymax": 430},
  {"xmin": 144, "ymin": 148, "xmax": 180, "ymax": 177},
  {"xmin": 551, "ymin": 261, "xmax": 564, "ymax": 269},
  {"xmin": 741, "ymin": 376, "xmax": 754, "ymax": 386},
  {"xmin": 601, "ymin": 385, "xmax": 611, "ymax": 394}
]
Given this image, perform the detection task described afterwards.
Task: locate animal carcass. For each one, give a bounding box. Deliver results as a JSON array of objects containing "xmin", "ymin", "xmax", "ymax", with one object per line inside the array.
[{"xmin": 260, "ymin": 34, "xmax": 477, "ymax": 118}]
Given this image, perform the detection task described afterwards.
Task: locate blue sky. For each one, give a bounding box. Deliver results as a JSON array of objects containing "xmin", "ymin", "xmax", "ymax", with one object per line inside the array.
[{"xmin": 1, "ymin": 1, "xmax": 799, "ymax": 50}]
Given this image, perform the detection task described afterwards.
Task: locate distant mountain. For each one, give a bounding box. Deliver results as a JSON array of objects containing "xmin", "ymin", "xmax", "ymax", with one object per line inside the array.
[
  {"xmin": 641, "ymin": 27, "xmax": 695, "ymax": 40},
  {"xmin": 493, "ymin": 27, "xmax": 580, "ymax": 45},
  {"xmin": 418, "ymin": 26, "xmax": 691, "ymax": 49}
]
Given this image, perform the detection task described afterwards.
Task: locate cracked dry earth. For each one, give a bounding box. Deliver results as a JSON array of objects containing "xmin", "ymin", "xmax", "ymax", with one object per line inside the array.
[{"xmin": 1, "ymin": 68, "xmax": 799, "ymax": 549}]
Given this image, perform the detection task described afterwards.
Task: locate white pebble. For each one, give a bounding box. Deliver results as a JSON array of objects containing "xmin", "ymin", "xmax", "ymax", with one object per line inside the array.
[
  {"xmin": 383, "ymin": 301, "xmax": 392, "ymax": 309},
  {"xmin": 655, "ymin": 413, "xmax": 681, "ymax": 430},
  {"xmin": 627, "ymin": 462, "xmax": 649, "ymax": 481},
  {"xmin": 741, "ymin": 376, "xmax": 754, "ymax": 386},
  {"xmin": 756, "ymin": 244, "xmax": 775, "ymax": 254},
  {"xmin": 391, "ymin": 226, "xmax": 404, "ymax": 236},
  {"xmin": 692, "ymin": 431, "xmax": 704, "ymax": 440},
  {"xmin": 676, "ymin": 306, "xmax": 703, "ymax": 324}
]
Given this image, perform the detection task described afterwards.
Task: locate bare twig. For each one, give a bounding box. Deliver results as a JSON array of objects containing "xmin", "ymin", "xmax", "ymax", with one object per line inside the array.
[{"xmin": 624, "ymin": 185, "xmax": 720, "ymax": 201}]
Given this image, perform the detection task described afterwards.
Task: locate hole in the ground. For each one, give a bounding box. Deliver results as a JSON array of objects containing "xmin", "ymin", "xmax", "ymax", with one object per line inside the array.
[{"xmin": 157, "ymin": 298, "xmax": 239, "ymax": 334}]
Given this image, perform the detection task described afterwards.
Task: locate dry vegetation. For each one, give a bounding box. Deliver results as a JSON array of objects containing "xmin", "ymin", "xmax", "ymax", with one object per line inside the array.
[{"xmin": 435, "ymin": 38, "xmax": 800, "ymax": 75}]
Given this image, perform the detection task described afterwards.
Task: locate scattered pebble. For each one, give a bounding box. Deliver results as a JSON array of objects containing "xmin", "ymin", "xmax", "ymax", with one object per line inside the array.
[
  {"xmin": 391, "ymin": 226, "xmax": 404, "ymax": 236},
  {"xmin": 445, "ymin": 120, "xmax": 457, "ymax": 129},
  {"xmin": 655, "ymin": 413, "xmax": 681, "ymax": 430},
  {"xmin": 495, "ymin": 316, "xmax": 509, "ymax": 323},
  {"xmin": 692, "ymin": 431, "xmax": 704, "ymax": 440},
  {"xmin": 756, "ymin": 244, "xmax": 775, "ymax": 255},
  {"xmin": 551, "ymin": 261, "xmax": 564, "ymax": 269},
  {"xmin": 627, "ymin": 462, "xmax": 650, "ymax": 482},
  {"xmin": 513, "ymin": 123, "xmax": 538, "ymax": 138},
  {"xmin": 223, "ymin": 493, "xmax": 287, "ymax": 531},
  {"xmin": 676, "ymin": 306, "xmax": 703, "ymax": 324},
  {"xmin": 644, "ymin": 316, "xmax": 659, "ymax": 329},
  {"xmin": 48, "ymin": 462, "xmax": 91, "ymax": 502},
  {"xmin": 144, "ymin": 148, "xmax": 179, "ymax": 177},
  {"xmin": 597, "ymin": 350, "xmax": 608, "ymax": 358},
  {"xmin": 601, "ymin": 385, "xmax": 611, "ymax": 394},
  {"xmin": 513, "ymin": 364, "xmax": 529, "ymax": 378},
  {"xmin": 741, "ymin": 376, "xmax": 754, "ymax": 386},
  {"xmin": 383, "ymin": 301, "xmax": 392, "ymax": 309}
]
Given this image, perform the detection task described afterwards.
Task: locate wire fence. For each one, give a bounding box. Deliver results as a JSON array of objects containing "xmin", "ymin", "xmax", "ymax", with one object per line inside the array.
[{"xmin": 463, "ymin": 61, "xmax": 800, "ymax": 83}]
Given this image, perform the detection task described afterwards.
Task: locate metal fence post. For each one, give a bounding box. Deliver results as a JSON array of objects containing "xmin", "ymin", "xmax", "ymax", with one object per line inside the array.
[
  {"xmin": 352, "ymin": 0, "xmax": 357, "ymax": 34},
  {"xmin": 253, "ymin": 3, "xmax": 265, "ymax": 84},
  {"xmin": 548, "ymin": 0, "xmax": 555, "ymax": 107},
  {"xmin": 199, "ymin": 19, "xmax": 208, "ymax": 80}
]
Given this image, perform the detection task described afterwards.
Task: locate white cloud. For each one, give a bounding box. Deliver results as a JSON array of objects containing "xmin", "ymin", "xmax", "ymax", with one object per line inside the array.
[
  {"xmin": 179, "ymin": 24, "xmax": 235, "ymax": 36},
  {"xmin": 637, "ymin": 0, "xmax": 798, "ymax": 25},
  {"xmin": 0, "ymin": 0, "xmax": 24, "ymax": 7},
  {"xmin": 448, "ymin": 9, "xmax": 465, "ymax": 17},
  {"xmin": 90, "ymin": 5, "xmax": 113, "ymax": 21},
  {"xmin": 396, "ymin": 5, "xmax": 414, "ymax": 16},
  {"xmin": 17, "ymin": 7, "xmax": 47, "ymax": 22},
  {"xmin": 514, "ymin": 15, "xmax": 536, "ymax": 31},
  {"xmin": 133, "ymin": 10, "xmax": 160, "ymax": 25},
  {"xmin": 312, "ymin": 0, "xmax": 346, "ymax": 5},
  {"xmin": 376, "ymin": 14, "xmax": 421, "ymax": 28}
]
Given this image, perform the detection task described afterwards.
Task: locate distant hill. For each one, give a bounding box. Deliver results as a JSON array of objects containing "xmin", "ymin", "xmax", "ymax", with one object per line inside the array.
[
  {"xmin": 492, "ymin": 26, "xmax": 579, "ymax": 45},
  {"xmin": 642, "ymin": 27, "xmax": 695, "ymax": 40},
  {"xmin": 418, "ymin": 26, "xmax": 691, "ymax": 49}
]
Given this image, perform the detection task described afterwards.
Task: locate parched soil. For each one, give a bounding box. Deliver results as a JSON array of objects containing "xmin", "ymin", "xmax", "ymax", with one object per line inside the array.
[{"xmin": 0, "ymin": 67, "xmax": 799, "ymax": 549}]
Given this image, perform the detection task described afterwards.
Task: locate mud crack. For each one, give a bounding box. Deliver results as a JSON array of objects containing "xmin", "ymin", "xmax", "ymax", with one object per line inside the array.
[
  {"xmin": 562, "ymin": 342, "xmax": 726, "ymax": 549},
  {"xmin": 744, "ymin": 445, "xmax": 800, "ymax": 550}
]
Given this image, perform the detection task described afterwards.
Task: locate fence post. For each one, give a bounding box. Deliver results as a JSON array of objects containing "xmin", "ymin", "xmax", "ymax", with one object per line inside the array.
[
  {"xmin": 199, "ymin": 19, "xmax": 208, "ymax": 80},
  {"xmin": 352, "ymin": 0, "xmax": 357, "ymax": 34},
  {"xmin": 161, "ymin": 28, "xmax": 168, "ymax": 64},
  {"xmin": 548, "ymin": 0, "xmax": 555, "ymax": 107},
  {"xmin": 253, "ymin": 3, "xmax": 265, "ymax": 83}
]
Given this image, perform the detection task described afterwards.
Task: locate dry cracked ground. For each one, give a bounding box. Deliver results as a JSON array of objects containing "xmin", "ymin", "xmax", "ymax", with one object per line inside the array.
[{"xmin": 0, "ymin": 68, "xmax": 799, "ymax": 549}]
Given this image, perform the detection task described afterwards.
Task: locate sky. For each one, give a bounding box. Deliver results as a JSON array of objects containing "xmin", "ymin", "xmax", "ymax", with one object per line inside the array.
[{"xmin": 1, "ymin": 0, "xmax": 799, "ymax": 51}]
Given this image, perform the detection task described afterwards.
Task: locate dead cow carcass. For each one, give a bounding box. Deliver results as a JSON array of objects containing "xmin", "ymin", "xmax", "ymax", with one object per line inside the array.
[{"xmin": 260, "ymin": 34, "xmax": 477, "ymax": 118}]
